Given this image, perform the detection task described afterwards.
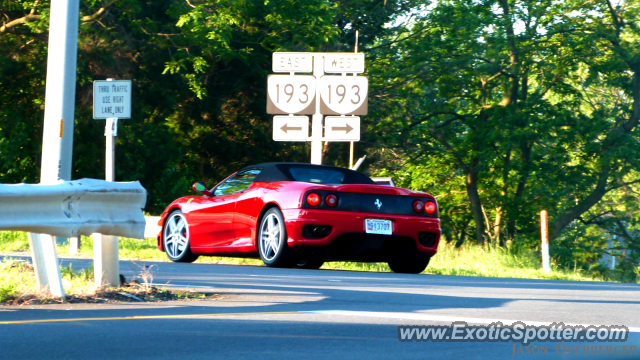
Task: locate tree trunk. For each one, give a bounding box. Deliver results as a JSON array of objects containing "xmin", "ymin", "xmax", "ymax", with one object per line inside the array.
[
  {"xmin": 493, "ymin": 208, "xmax": 503, "ymax": 245},
  {"xmin": 549, "ymin": 165, "xmax": 610, "ymax": 241},
  {"xmin": 465, "ymin": 162, "xmax": 486, "ymax": 245},
  {"xmin": 498, "ymin": 0, "xmax": 519, "ymax": 107},
  {"xmin": 549, "ymin": 62, "xmax": 639, "ymax": 240},
  {"xmin": 507, "ymin": 142, "xmax": 531, "ymax": 240},
  {"xmin": 322, "ymin": 141, "xmax": 331, "ymax": 161},
  {"xmin": 427, "ymin": 122, "xmax": 488, "ymax": 245},
  {"xmin": 495, "ymin": 147, "xmax": 511, "ymax": 246},
  {"xmin": 457, "ymin": 218, "xmax": 471, "ymax": 247}
]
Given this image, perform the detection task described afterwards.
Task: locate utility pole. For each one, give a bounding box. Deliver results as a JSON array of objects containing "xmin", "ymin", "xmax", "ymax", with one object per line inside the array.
[{"xmin": 30, "ymin": 0, "xmax": 81, "ymax": 300}]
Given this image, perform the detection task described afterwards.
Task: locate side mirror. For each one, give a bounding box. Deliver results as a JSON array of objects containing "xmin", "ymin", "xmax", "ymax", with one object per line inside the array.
[{"xmin": 192, "ymin": 181, "xmax": 211, "ymax": 196}]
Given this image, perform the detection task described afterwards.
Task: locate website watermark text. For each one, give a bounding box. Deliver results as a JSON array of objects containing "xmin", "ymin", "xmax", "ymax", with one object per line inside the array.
[{"xmin": 397, "ymin": 321, "xmax": 630, "ymax": 346}]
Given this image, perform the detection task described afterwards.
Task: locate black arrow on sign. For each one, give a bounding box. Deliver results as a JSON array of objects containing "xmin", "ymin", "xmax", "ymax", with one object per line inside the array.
[
  {"xmin": 280, "ymin": 124, "xmax": 302, "ymax": 133},
  {"xmin": 331, "ymin": 124, "xmax": 354, "ymax": 134}
]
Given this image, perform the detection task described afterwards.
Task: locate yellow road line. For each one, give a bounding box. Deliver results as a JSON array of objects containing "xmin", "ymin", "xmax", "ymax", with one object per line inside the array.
[{"xmin": 0, "ymin": 311, "xmax": 300, "ymax": 325}]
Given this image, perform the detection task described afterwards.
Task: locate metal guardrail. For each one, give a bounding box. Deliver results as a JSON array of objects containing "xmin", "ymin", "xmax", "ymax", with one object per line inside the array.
[
  {"xmin": 145, "ymin": 216, "xmax": 161, "ymax": 239},
  {"xmin": 0, "ymin": 179, "xmax": 147, "ymax": 239}
]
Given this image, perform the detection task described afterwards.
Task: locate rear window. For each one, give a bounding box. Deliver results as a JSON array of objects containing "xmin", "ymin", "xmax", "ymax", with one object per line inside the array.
[
  {"xmin": 252, "ymin": 163, "xmax": 375, "ymax": 184},
  {"xmin": 289, "ymin": 168, "xmax": 346, "ymax": 185}
]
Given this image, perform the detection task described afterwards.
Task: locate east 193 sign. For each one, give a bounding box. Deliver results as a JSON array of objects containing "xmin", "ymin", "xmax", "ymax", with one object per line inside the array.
[
  {"xmin": 266, "ymin": 75, "xmax": 316, "ymax": 114},
  {"xmin": 318, "ymin": 76, "xmax": 368, "ymax": 115},
  {"xmin": 272, "ymin": 52, "xmax": 313, "ymax": 73}
]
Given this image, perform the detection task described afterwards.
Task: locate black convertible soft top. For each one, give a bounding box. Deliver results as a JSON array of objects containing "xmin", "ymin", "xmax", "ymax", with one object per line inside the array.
[{"xmin": 240, "ymin": 163, "xmax": 375, "ymax": 185}]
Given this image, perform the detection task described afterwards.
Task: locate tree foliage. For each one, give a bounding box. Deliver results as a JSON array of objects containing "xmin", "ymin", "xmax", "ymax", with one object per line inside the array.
[{"xmin": 364, "ymin": 0, "xmax": 640, "ymax": 278}]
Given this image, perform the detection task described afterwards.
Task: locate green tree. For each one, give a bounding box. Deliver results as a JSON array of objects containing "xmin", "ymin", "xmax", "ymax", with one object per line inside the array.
[
  {"xmin": 366, "ymin": 0, "xmax": 640, "ymax": 252},
  {"xmin": 1, "ymin": 0, "xmax": 414, "ymax": 214}
]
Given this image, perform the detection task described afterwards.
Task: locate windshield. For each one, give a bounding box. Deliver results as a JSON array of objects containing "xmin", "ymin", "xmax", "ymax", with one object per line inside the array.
[{"xmin": 213, "ymin": 168, "xmax": 261, "ymax": 196}]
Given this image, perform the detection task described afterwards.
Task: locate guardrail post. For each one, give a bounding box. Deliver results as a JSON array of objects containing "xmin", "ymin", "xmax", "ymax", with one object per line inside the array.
[
  {"xmin": 28, "ymin": 233, "xmax": 65, "ymax": 298},
  {"xmin": 69, "ymin": 235, "xmax": 80, "ymax": 255},
  {"xmin": 541, "ymin": 210, "xmax": 550, "ymax": 273},
  {"xmin": 93, "ymin": 233, "xmax": 120, "ymax": 287}
]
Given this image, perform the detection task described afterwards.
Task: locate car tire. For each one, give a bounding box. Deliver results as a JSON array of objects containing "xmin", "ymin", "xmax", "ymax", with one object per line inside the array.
[
  {"xmin": 295, "ymin": 259, "xmax": 325, "ymax": 270},
  {"xmin": 388, "ymin": 256, "xmax": 430, "ymax": 274},
  {"xmin": 258, "ymin": 207, "xmax": 295, "ymax": 268},
  {"xmin": 163, "ymin": 210, "xmax": 199, "ymax": 263}
]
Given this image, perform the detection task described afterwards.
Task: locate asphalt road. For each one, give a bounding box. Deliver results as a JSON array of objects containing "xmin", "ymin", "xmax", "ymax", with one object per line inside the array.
[{"xmin": 1, "ymin": 256, "xmax": 639, "ymax": 360}]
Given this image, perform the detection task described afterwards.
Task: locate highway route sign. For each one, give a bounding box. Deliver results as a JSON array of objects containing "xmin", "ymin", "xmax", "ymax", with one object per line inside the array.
[
  {"xmin": 272, "ymin": 52, "xmax": 313, "ymax": 73},
  {"xmin": 318, "ymin": 76, "xmax": 368, "ymax": 115},
  {"xmin": 324, "ymin": 53, "xmax": 365, "ymax": 74},
  {"xmin": 267, "ymin": 75, "xmax": 316, "ymax": 115},
  {"xmin": 324, "ymin": 116, "xmax": 360, "ymax": 141},
  {"xmin": 93, "ymin": 80, "xmax": 132, "ymax": 119},
  {"xmin": 267, "ymin": 52, "xmax": 368, "ymax": 162},
  {"xmin": 273, "ymin": 116, "xmax": 309, "ymax": 141}
]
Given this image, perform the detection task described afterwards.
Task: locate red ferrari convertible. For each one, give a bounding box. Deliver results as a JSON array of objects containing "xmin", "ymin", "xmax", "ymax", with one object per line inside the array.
[{"xmin": 156, "ymin": 163, "xmax": 441, "ymax": 273}]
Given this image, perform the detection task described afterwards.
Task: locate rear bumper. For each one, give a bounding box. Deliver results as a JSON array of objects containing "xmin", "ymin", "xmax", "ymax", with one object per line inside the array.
[{"xmin": 282, "ymin": 208, "xmax": 441, "ymax": 259}]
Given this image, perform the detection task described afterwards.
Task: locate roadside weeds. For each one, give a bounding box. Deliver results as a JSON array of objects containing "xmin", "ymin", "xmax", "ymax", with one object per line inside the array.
[
  {"xmin": 0, "ymin": 257, "xmax": 221, "ymax": 306},
  {"xmin": 2, "ymin": 230, "xmax": 636, "ymax": 284}
]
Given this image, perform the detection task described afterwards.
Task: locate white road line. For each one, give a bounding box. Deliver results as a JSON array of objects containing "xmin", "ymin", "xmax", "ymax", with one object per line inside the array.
[
  {"xmin": 148, "ymin": 283, "xmax": 212, "ymax": 289},
  {"xmin": 304, "ymin": 310, "xmax": 640, "ymax": 332}
]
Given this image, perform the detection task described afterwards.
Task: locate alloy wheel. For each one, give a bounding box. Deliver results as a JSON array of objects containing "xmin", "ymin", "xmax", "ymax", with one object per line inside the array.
[
  {"xmin": 260, "ymin": 213, "xmax": 282, "ymax": 261},
  {"xmin": 164, "ymin": 212, "xmax": 189, "ymax": 259}
]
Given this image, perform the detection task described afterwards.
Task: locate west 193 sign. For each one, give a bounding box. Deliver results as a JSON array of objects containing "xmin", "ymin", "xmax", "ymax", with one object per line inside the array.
[{"xmin": 318, "ymin": 76, "xmax": 368, "ymax": 115}]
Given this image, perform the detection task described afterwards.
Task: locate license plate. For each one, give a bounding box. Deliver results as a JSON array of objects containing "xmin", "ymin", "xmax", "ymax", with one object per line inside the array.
[{"xmin": 365, "ymin": 219, "xmax": 393, "ymax": 235}]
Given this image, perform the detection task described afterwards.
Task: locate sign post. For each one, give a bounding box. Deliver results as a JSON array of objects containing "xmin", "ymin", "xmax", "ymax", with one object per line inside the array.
[
  {"xmin": 541, "ymin": 210, "xmax": 550, "ymax": 273},
  {"xmin": 92, "ymin": 79, "xmax": 132, "ymax": 287},
  {"xmin": 350, "ymin": 31, "xmax": 359, "ymax": 169},
  {"xmin": 267, "ymin": 52, "xmax": 367, "ymax": 165},
  {"xmin": 311, "ymin": 57, "xmax": 323, "ymax": 164}
]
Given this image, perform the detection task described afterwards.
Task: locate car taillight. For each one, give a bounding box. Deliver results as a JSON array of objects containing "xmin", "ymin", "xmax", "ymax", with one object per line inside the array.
[
  {"xmin": 325, "ymin": 194, "xmax": 338, "ymax": 207},
  {"xmin": 306, "ymin": 193, "xmax": 321, "ymax": 206},
  {"xmin": 425, "ymin": 202, "xmax": 437, "ymax": 214},
  {"xmin": 412, "ymin": 200, "xmax": 424, "ymax": 213}
]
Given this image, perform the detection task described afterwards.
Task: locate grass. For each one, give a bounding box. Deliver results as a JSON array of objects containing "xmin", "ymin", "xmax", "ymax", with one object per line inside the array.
[
  {"xmin": 423, "ymin": 242, "xmax": 603, "ymax": 281},
  {"xmin": 0, "ymin": 230, "xmax": 623, "ymax": 283},
  {"xmin": 0, "ymin": 256, "xmax": 218, "ymax": 305},
  {"xmin": 0, "ymin": 232, "xmax": 222, "ymax": 303},
  {"xmin": 320, "ymin": 243, "xmax": 605, "ymax": 281},
  {"xmin": 0, "ymin": 258, "xmax": 95, "ymax": 302},
  {"xmin": 0, "ymin": 231, "xmax": 265, "ymax": 266},
  {"xmin": 0, "ymin": 231, "xmax": 29, "ymax": 252}
]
